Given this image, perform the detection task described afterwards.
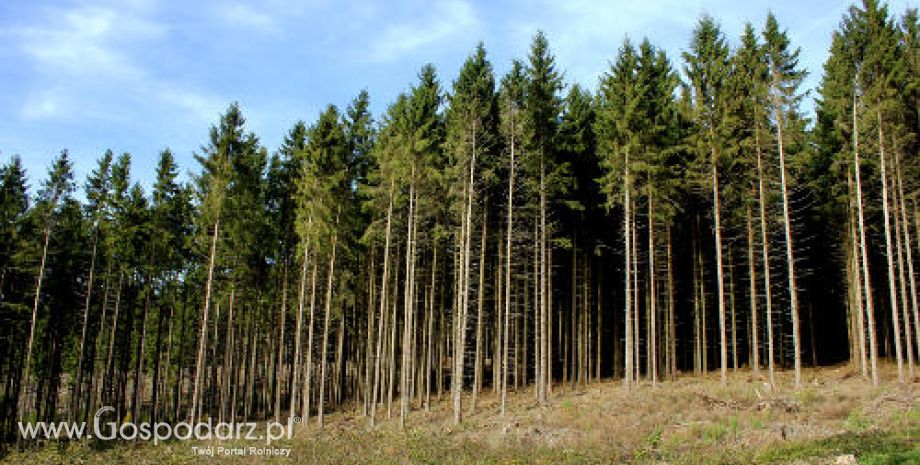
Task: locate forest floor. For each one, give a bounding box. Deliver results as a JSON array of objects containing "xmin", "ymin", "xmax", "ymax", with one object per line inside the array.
[{"xmin": 3, "ymin": 364, "xmax": 918, "ymax": 464}]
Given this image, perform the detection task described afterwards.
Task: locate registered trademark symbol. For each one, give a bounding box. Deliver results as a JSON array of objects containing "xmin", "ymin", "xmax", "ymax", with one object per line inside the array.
[{"xmin": 292, "ymin": 415, "xmax": 302, "ymax": 423}]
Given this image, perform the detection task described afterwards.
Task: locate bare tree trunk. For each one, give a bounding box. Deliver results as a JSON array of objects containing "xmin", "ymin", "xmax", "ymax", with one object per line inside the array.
[
  {"xmin": 18, "ymin": 218, "xmax": 54, "ymax": 424},
  {"xmin": 774, "ymin": 94, "xmax": 802, "ymax": 387},
  {"xmin": 848, "ymin": 176, "xmax": 868, "ymax": 376},
  {"xmin": 191, "ymin": 218, "xmax": 219, "ymax": 423},
  {"xmin": 426, "ymin": 246, "xmax": 437, "ymax": 412},
  {"xmin": 334, "ymin": 310, "xmax": 345, "ymax": 406},
  {"xmin": 219, "ymin": 287, "xmax": 234, "ymax": 422},
  {"xmin": 493, "ymin": 242, "xmax": 502, "ymax": 395},
  {"xmin": 892, "ymin": 155, "xmax": 914, "ymax": 378},
  {"xmin": 370, "ymin": 182, "xmax": 394, "ymax": 428},
  {"xmin": 290, "ymin": 224, "xmax": 311, "ymax": 421},
  {"xmin": 539, "ymin": 153, "xmax": 548, "ymax": 404},
  {"xmin": 854, "ymin": 93, "xmax": 879, "ymax": 386},
  {"xmin": 454, "ymin": 139, "xmax": 477, "ymax": 425},
  {"xmin": 747, "ymin": 206, "xmax": 760, "ymax": 375},
  {"xmin": 471, "ymin": 209, "xmax": 487, "ymax": 414},
  {"xmin": 533, "ymin": 222, "xmax": 539, "ymax": 396},
  {"xmin": 633, "ymin": 211, "xmax": 640, "ymax": 381},
  {"xmin": 876, "ymin": 108, "xmax": 904, "ymax": 383},
  {"xmin": 693, "ymin": 229, "xmax": 701, "ymax": 374},
  {"xmin": 103, "ymin": 273, "xmax": 123, "ymax": 414},
  {"xmin": 648, "ymin": 188, "xmax": 657, "ymax": 385},
  {"xmin": 548, "ymin": 245, "xmax": 554, "ymax": 393},
  {"xmin": 303, "ymin": 261, "xmax": 318, "ymax": 422},
  {"xmin": 274, "ymin": 266, "xmax": 288, "ymax": 422},
  {"xmin": 756, "ymin": 131, "xmax": 776, "ymax": 386},
  {"xmin": 74, "ymin": 231, "xmax": 98, "ymax": 421},
  {"xmin": 132, "ymin": 283, "xmax": 151, "ymax": 422},
  {"xmin": 91, "ymin": 266, "xmax": 112, "ymax": 415},
  {"xmin": 400, "ymin": 182, "xmax": 416, "ymax": 428},
  {"xmin": 386, "ymin": 248, "xmax": 400, "ymax": 419},
  {"xmin": 896, "ymin": 159, "xmax": 920, "ymax": 366},
  {"xmin": 364, "ymin": 251, "xmax": 376, "ymax": 417},
  {"xmin": 502, "ymin": 131, "xmax": 515, "ymax": 413},
  {"xmin": 667, "ymin": 228, "xmax": 676, "ymax": 380},
  {"xmin": 624, "ymin": 152, "xmax": 633, "ymax": 387},
  {"xmin": 710, "ymin": 137, "xmax": 728, "ymax": 385},
  {"xmin": 318, "ymin": 216, "xmax": 340, "ymax": 428},
  {"xmin": 729, "ymin": 247, "xmax": 737, "ymax": 373}
]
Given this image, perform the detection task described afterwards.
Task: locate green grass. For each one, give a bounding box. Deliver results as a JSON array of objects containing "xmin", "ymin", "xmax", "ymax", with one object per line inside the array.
[
  {"xmin": 754, "ymin": 427, "xmax": 918, "ymax": 465},
  {"xmin": 845, "ymin": 408, "xmax": 871, "ymax": 431}
]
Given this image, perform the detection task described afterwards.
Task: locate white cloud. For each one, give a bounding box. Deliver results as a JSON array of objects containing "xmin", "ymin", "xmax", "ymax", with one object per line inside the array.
[
  {"xmin": 19, "ymin": 5, "xmax": 163, "ymax": 81},
  {"xmin": 370, "ymin": 0, "xmax": 478, "ymax": 61},
  {"xmin": 13, "ymin": 1, "xmax": 224, "ymax": 126}
]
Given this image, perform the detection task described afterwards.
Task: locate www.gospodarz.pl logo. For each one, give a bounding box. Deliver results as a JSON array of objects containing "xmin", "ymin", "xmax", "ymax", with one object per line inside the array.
[{"xmin": 18, "ymin": 407, "xmax": 298, "ymax": 446}]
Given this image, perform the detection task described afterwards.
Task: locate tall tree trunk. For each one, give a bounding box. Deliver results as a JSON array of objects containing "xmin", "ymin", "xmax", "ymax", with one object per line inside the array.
[
  {"xmin": 318, "ymin": 215, "xmax": 340, "ymax": 428},
  {"xmin": 290, "ymin": 223, "xmax": 311, "ymax": 421},
  {"xmin": 132, "ymin": 284, "xmax": 151, "ymax": 422},
  {"xmin": 648, "ymin": 187, "xmax": 657, "ymax": 385},
  {"xmin": 596, "ymin": 265, "xmax": 603, "ymax": 382},
  {"xmin": 747, "ymin": 206, "xmax": 760, "ymax": 375},
  {"xmin": 303, "ymin": 260, "xmax": 318, "ymax": 422},
  {"xmin": 386, "ymin": 248, "xmax": 400, "ymax": 419},
  {"xmin": 90, "ymin": 266, "xmax": 112, "ymax": 416},
  {"xmin": 896, "ymin": 158, "xmax": 920, "ymax": 365},
  {"xmin": 729, "ymin": 247, "xmax": 737, "ymax": 373},
  {"xmin": 848, "ymin": 175, "xmax": 868, "ymax": 376},
  {"xmin": 18, "ymin": 220, "xmax": 53, "ymax": 423},
  {"xmin": 471, "ymin": 209, "xmax": 487, "ymax": 414},
  {"xmin": 634, "ymin": 212, "xmax": 640, "ymax": 381},
  {"xmin": 623, "ymin": 153, "xmax": 633, "ymax": 387},
  {"xmin": 453, "ymin": 140, "xmax": 477, "ymax": 425},
  {"xmin": 667, "ymin": 227, "xmax": 676, "ymax": 380},
  {"xmin": 756, "ymin": 129, "xmax": 777, "ymax": 386},
  {"xmin": 502, "ymin": 128, "xmax": 515, "ymax": 413},
  {"xmin": 191, "ymin": 218, "xmax": 219, "ymax": 423},
  {"xmin": 274, "ymin": 266, "xmax": 288, "ymax": 422},
  {"xmin": 220, "ymin": 287, "xmax": 234, "ymax": 422},
  {"xmin": 364, "ymin": 251, "xmax": 375, "ymax": 417},
  {"xmin": 400, "ymin": 182, "xmax": 416, "ymax": 428},
  {"xmin": 876, "ymin": 108, "xmax": 904, "ymax": 383},
  {"xmin": 539, "ymin": 153, "xmax": 548, "ymax": 404},
  {"xmin": 711, "ymin": 137, "xmax": 728, "ymax": 385},
  {"xmin": 370, "ymin": 182, "xmax": 394, "ymax": 428},
  {"xmin": 426, "ymin": 246, "xmax": 437, "ymax": 412},
  {"xmin": 774, "ymin": 93, "xmax": 802, "ymax": 387},
  {"xmin": 891, "ymin": 154, "xmax": 914, "ymax": 378},
  {"xmin": 853, "ymin": 92, "xmax": 879, "ymax": 386},
  {"xmin": 74, "ymin": 231, "xmax": 98, "ymax": 421}
]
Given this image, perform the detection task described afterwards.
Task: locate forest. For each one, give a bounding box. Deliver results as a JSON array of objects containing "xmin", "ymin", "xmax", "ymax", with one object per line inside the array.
[{"xmin": 0, "ymin": 0, "xmax": 917, "ymax": 452}]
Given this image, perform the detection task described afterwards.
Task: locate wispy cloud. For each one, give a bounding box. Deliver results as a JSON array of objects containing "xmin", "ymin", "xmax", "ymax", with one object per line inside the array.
[
  {"xmin": 12, "ymin": 1, "xmax": 222, "ymax": 126},
  {"xmin": 18, "ymin": 5, "xmax": 161, "ymax": 81},
  {"xmin": 370, "ymin": 0, "xmax": 478, "ymax": 61},
  {"xmin": 20, "ymin": 87, "xmax": 69, "ymax": 121},
  {"xmin": 155, "ymin": 83, "xmax": 226, "ymax": 124},
  {"xmin": 218, "ymin": 3, "xmax": 279, "ymax": 34}
]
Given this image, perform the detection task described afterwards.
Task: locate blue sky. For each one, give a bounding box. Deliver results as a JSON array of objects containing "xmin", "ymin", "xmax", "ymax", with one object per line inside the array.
[{"xmin": 0, "ymin": 0, "xmax": 914, "ymax": 190}]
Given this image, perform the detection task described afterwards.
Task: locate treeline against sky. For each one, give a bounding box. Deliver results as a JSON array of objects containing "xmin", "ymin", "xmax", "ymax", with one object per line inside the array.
[{"xmin": 0, "ymin": 0, "xmax": 917, "ymax": 444}]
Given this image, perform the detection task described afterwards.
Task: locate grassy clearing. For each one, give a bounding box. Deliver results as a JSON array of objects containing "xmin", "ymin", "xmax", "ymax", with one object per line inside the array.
[{"xmin": 2, "ymin": 365, "xmax": 916, "ymax": 464}]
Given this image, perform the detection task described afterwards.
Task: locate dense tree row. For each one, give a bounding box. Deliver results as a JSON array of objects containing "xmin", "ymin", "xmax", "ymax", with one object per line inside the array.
[{"xmin": 1, "ymin": 0, "xmax": 917, "ymax": 444}]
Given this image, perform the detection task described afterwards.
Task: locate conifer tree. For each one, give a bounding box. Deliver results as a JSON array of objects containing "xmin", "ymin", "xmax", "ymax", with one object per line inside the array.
[
  {"xmin": 523, "ymin": 31, "xmax": 564, "ymax": 403},
  {"xmin": 683, "ymin": 16, "xmax": 732, "ymax": 384},
  {"xmin": 763, "ymin": 12, "xmax": 809, "ymax": 387}
]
